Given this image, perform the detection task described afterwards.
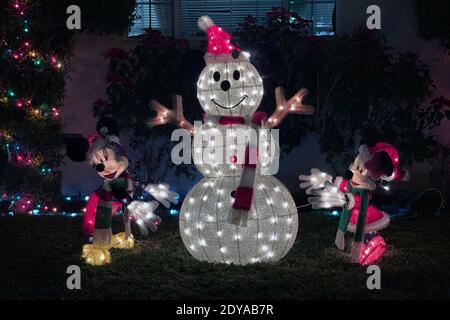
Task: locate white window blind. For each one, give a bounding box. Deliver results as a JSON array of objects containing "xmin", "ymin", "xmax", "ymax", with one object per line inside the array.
[
  {"xmin": 289, "ymin": 0, "xmax": 335, "ymax": 36},
  {"xmin": 129, "ymin": 0, "xmax": 174, "ymax": 37},
  {"xmin": 180, "ymin": 0, "xmax": 284, "ymax": 37}
]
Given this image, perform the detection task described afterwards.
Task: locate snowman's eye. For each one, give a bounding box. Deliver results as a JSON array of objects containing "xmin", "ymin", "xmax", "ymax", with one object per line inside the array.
[
  {"xmin": 233, "ymin": 70, "xmax": 240, "ymax": 81},
  {"xmin": 213, "ymin": 72, "xmax": 220, "ymax": 82}
]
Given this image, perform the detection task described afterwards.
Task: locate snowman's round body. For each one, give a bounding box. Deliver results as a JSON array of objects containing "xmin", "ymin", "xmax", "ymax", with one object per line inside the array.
[
  {"xmin": 178, "ymin": 59, "xmax": 299, "ymax": 265},
  {"xmin": 179, "ymin": 175, "xmax": 297, "ymax": 265}
]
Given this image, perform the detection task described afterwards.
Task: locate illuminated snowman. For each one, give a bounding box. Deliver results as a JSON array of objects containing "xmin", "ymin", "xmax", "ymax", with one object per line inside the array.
[{"xmin": 148, "ymin": 16, "xmax": 314, "ymax": 265}]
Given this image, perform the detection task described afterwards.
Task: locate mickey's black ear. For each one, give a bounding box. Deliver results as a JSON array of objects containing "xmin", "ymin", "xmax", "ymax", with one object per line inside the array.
[
  {"xmin": 64, "ymin": 136, "xmax": 89, "ymax": 162},
  {"xmin": 96, "ymin": 116, "xmax": 120, "ymax": 137},
  {"xmin": 343, "ymin": 170, "xmax": 354, "ymax": 181}
]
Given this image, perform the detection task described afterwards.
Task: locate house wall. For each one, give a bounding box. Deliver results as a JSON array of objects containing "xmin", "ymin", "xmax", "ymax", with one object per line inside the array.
[{"xmin": 60, "ymin": 33, "xmax": 135, "ymax": 196}]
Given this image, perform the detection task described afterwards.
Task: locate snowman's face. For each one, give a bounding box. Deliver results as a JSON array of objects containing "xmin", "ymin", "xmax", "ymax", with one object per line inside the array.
[{"xmin": 197, "ymin": 61, "xmax": 264, "ymax": 116}]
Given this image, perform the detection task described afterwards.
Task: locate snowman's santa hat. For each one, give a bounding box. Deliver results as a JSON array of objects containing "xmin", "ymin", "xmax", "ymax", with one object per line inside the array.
[
  {"xmin": 361, "ymin": 142, "xmax": 409, "ymax": 182},
  {"xmin": 198, "ymin": 15, "xmax": 250, "ymax": 64}
]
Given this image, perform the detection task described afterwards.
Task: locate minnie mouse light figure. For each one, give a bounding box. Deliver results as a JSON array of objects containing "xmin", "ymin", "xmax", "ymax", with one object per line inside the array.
[
  {"xmin": 299, "ymin": 139, "xmax": 408, "ymax": 265},
  {"xmin": 65, "ymin": 117, "xmax": 178, "ymax": 266}
]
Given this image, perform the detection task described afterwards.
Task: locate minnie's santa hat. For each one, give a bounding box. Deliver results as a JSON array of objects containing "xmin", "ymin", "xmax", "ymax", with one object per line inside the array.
[
  {"xmin": 198, "ymin": 15, "xmax": 250, "ymax": 64},
  {"xmin": 361, "ymin": 142, "xmax": 409, "ymax": 182}
]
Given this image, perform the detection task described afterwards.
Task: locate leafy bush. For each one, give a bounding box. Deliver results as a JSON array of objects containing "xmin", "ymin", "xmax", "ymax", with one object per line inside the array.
[
  {"xmin": 237, "ymin": 9, "xmax": 449, "ymax": 172},
  {"xmin": 414, "ymin": 0, "xmax": 450, "ymax": 52},
  {"xmin": 94, "ymin": 29, "xmax": 192, "ymax": 183}
]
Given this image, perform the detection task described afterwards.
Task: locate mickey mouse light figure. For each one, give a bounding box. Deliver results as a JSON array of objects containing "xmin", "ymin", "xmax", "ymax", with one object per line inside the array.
[
  {"xmin": 65, "ymin": 117, "xmax": 178, "ymax": 266},
  {"xmin": 300, "ymin": 140, "xmax": 409, "ymax": 265}
]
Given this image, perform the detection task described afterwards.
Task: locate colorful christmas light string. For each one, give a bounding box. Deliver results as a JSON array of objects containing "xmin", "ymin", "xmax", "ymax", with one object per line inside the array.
[
  {"xmin": 0, "ymin": 1, "xmax": 66, "ymax": 214},
  {"xmin": 0, "ymin": 1, "xmax": 63, "ymax": 120}
]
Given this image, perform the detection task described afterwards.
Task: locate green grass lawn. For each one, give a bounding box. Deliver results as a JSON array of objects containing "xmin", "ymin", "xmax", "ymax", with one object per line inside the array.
[{"xmin": 0, "ymin": 212, "xmax": 449, "ymax": 300}]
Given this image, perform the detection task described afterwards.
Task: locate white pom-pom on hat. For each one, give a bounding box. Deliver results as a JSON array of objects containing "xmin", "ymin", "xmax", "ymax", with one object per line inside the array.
[{"xmin": 198, "ymin": 15, "xmax": 215, "ymax": 31}]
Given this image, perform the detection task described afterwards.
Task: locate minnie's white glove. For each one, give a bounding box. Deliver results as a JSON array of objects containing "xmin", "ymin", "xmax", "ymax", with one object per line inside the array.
[
  {"xmin": 299, "ymin": 168, "xmax": 333, "ymax": 195},
  {"xmin": 144, "ymin": 183, "xmax": 179, "ymax": 208},
  {"xmin": 307, "ymin": 181, "xmax": 355, "ymax": 210},
  {"xmin": 127, "ymin": 201, "xmax": 161, "ymax": 236}
]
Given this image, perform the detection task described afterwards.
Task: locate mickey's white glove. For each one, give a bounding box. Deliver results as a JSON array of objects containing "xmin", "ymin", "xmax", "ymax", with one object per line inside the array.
[
  {"xmin": 144, "ymin": 183, "xmax": 179, "ymax": 208},
  {"xmin": 299, "ymin": 168, "xmax": 333, "ymax": 195},
  {"xmin": 307, "ymin": 181, "xmax": 355, "ymax": 210},
  {"xmin": 127, "ymin": 201, "xmax": 161, "ymax": 236}
]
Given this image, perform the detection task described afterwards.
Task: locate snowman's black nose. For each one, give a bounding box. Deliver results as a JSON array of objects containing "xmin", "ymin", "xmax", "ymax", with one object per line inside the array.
[
  {"xmin": 221, "ymin": 80, "xmax": 230, "ymax": 92},
  {"xmin": 96, "ymin": 163, "xmax": 105, "ymax": 172}
]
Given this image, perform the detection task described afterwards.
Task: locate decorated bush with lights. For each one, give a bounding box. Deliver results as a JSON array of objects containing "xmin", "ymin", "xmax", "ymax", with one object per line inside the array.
[
  {"xmin": 148, "ymin": 16, "xmax": 314, "ymax": 265},
  {"xmin": 0, "ymin": 0, "xmax": 72, "ymax": 211}
]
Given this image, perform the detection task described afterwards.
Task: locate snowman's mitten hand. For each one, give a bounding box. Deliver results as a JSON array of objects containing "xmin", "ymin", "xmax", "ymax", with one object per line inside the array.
[{"xmin": 299, "ymin": 168, "xmax": 333, "ymax": 194}]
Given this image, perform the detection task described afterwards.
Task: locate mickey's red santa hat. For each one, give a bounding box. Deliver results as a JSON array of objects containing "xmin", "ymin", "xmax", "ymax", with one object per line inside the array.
[
  {"xmin": 197, "ymin": 15, "xmax": 249, "ymax": 63},
  {"xmin": 363, "ymin": 142, "xmax": 409, "ymax": 181}
]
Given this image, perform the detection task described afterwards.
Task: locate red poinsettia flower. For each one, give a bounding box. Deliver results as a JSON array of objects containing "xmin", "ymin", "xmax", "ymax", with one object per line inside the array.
[
  {"xmin": 105, "ymin": 72, "xmax": 124, "ymax": 84},
  {"xmin": 93, "ymin": 98, "xmax": 107, "ymax": 107},
  {"xmin": 104, "ymin": 48, "xmax": 128, "ymax": 60}
]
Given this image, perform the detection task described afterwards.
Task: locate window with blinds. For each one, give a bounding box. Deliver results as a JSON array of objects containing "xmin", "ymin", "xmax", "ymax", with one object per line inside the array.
[
  {"xmin": 179, "ymin": 0, "xmax": 284, "ymax": 37},
  {"xmin": 128, "ymin": 0, "xmax": 174, "ymax": 37},
  {"xmin": 127, "ymin": 1, "xmax": 335, "ymax": 38},
  {"xmin": 289, "ymin": 0, "xmax": 335, "ymax": 36}
]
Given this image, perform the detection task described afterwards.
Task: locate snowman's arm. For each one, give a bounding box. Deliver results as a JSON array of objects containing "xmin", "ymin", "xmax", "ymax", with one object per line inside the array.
[
  {"xmin": 264, "ymin": 87, "xmax": 315, "ymax": 129},
  {"xmin": 147, "ymin": 95, "xmax": 194, "ymax": 135}
]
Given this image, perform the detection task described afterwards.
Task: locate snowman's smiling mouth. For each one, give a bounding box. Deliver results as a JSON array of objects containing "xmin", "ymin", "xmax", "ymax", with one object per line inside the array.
[{"xmin": 211, "ymin": 95, "xmax": 248, "ymax": 109}]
